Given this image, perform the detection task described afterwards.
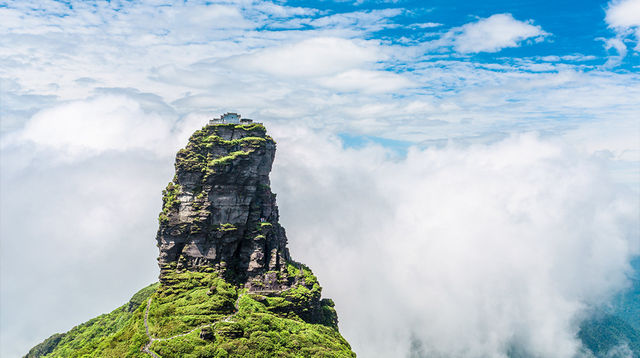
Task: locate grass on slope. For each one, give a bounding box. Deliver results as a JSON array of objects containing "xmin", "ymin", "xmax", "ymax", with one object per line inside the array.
[
  {"xmin": 25, "ymin": 283, "xmax": 159, "ymax": 358},
  {"xmin": 146, "ymin": 268, "xmax": 353, "ymax": 358},
  {"xmin": 147, "ymin": 269, "xmax": 354, "ymax": 358},
  {"xmin": 147, "ymin": 270, "xmax": 237, "ymax": 338},
  {"xmin": 27, "ymin": 269, "xmax": 355, "ymax": 358}
]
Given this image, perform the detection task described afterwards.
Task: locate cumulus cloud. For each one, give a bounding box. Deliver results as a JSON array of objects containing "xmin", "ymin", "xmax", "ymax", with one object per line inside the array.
[
  {"xmin": 603, "ymin": 0, "xmax": 640, "ymax": 63},
  {"xmin": 449, "ymin": 14, "xmax": 548, "ymax": 53},
  {"xmin": 9, "ymin": 93, "xmax": 212, "ymax": 163},
  {"xmin": 270, "ymin": 127, "xmax": 639, "ymax": 357},
  {"xmin": 16, "ymin": 96, "xmax": 174, "ymax": 159},
  {"xmin": 606, "ymin": 0, "xmax": 640, "ymax": 29}
]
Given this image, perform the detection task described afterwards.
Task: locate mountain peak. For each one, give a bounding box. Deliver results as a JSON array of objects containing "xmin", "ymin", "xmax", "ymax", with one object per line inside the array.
[
  {"xmin": 157, "ymin": 121, "xmax": 292, "ymax": 290},
  {"xmin": 25, "ymin": 119, "xmax": 354, "ymax": 357}
]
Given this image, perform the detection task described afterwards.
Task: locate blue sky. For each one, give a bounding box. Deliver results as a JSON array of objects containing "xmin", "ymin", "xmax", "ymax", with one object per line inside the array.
[
  {"xmin": 4, "ymin": 0, "xmax": 636, "ymax": 174},
  {"xmin": 1, "ymin": 0, "xmax": 639, "ymax": 357},
  {"xmin": 288, "ymin": 0, "xmax": 626, "ymax": 64},
  {"xmin": 271, "ymin": 0, "xmax": 638, "ymax": 70}
]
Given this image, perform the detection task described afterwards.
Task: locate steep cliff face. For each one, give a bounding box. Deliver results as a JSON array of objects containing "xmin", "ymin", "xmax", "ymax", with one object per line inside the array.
[
  {"xmin": 156, "ymin": 123, "xmax": 291, "ymax": 290},
  {"xmin": 26, "ymin": 121, "xmax": 355, "ymax": 358}
]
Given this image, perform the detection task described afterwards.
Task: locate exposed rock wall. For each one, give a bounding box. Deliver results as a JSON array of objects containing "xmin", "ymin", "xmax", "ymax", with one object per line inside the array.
[{"xmin": 156, "ymin": 123, "xmax": 292, "ymax": 288}]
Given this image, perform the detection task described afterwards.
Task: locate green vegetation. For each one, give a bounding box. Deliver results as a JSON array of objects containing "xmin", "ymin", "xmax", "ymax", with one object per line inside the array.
[
  {"xmin": 258, "ymin": 263, "xmax": 338, "ymax": 328},
  {"xmin": 204, "ymin": 136, "xmax": 266, "ymax": 148},
  {"xmin": 234, "ymin": 123, "xmax": 266, "ymax": 132},
  {"xmin": 198, "ymin": 135, "xmax": 265, "ymax": 152},
  {"xmin": 149, "ymin": 271, "xmax": 237, "ymax": 338},
  {"xmin": 175, "ymin": 148, "xmax": 207, "ymax": 173},
  {"xmin": 25, "ymin": 284, "xmax": 158, "ymax": 358},
  {"xmin": 203, "ymin": 150, "xmax": 252, "ymax": 180},
  {"xmin": 145, "ymin": 269, "xmax": 353, "ymax": 358},
  {"xmin": 579, "ymin": 314, "xmax": 640, "ymax": 356},
  {"xmin": 128, "ymin": 283, "xmax": 161, "ymax": 311},
  {"xmin": 218, "ymin": 223, "xmax": 238, "ymax": 232},
  {"xmin": 204, "ymin": 122, "xmax": 266, "ymax": 133},
  {"xmin": 159, "ymin": 182, "xmax": 181, "ymax": 224},
  {"xmin": 174, "ymin": 124, "xmax": 272, "ymax": 183},
  {"xmin": 150, "ymin": 303, "xmax": 353, "ymax": 358},
  {"xmin": 166, "ymin": 123, "xmax": 275, "ymax": 226},
  {"xmin": 24, "ymin": 334, "xmax": 64, "ymax": 358},
  {"xmin": 286, "ymin": 262, "xmax": 318, "ymax": 288},
  {"xmin": 28, "ymin": 270, "xmax": 354, "ymax": 357}
]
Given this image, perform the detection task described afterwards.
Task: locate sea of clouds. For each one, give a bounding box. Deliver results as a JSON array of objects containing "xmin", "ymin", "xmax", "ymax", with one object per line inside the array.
[
  {"xmin": 3, "ymin": 108, "xmax": 638, "ymax": 357},
  {"xmin": 271, "ymin": 125, "xmax": 639, "ymax": 357},
  {"xmin": 1, "ymin": 0, "xmax": 639, "ymax": 357}
]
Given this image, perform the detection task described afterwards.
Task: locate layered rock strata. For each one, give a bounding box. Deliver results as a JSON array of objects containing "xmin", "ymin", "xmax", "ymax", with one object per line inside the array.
[{"xmin": 156, "ymin": 122, "xmax": 291, "ymax": 290}]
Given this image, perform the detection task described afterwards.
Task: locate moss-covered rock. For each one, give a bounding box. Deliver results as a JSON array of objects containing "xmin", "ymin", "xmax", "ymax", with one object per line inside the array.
[{"xmin": 157, "ymin": 122, "xmax": 291, "ymax": 286}]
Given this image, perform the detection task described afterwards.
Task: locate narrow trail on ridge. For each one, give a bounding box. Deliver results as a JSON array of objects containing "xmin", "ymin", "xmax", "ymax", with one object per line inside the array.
[{"xmin": 142, "ymin": 298, "xmax": 160, "ymax": 358}]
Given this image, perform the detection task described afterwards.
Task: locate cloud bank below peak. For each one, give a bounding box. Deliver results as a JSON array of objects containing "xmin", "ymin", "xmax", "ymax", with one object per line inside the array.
[{"xmin": 271, "ymin": 128, "xmax": 639, "ymax": 358}]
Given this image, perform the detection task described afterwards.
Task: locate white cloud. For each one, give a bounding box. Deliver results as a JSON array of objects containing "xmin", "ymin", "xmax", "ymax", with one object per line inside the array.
[
  {"xmin": 0, "ymin": 146, "xmax": 170, "ymax": 358},
  {"xmin": 16, "ymin": 96, "xmax": 175, "ymax": 160},
  {"xmin": 3, "ymin": 118, "xmax": 638, "ymax": 357},
  {"xmin": 228, "ymin": 37, "xmax": 383, "ymax": 77},
  {"xmin": 316, "ymin": 69, "xmax": 414, "ymax": 93},
  {"xmin": 409, "ymin": 22, "xmax": 442, "ymax": 29},
  {"xmin": 450, "ymin": 13, "xmax": 548, "ymax": 53},
  {"xmin": 270, "ymin": 127, "xmax": 639, "ymax": 357},
  {"xmin": 251, "ymin": 2, "xmax": 318, "ymax": 18},
  {"xmin": 602, "ymin": 0, "xmax": 640, "ymax": 63},
  {"xmin": 4, "ymin": 93, "xmax": 210, "ymax": 165},
  {"xmin": 606, "ymin": 0, "xmax": 640, "ymax": 28},
  {"xmin": 602, "ymin": 37, "xmax": 629, "ymax": 67},
  {"xmin": 307, "ymin": 9, "xmax": 403, "ymax": 31}
]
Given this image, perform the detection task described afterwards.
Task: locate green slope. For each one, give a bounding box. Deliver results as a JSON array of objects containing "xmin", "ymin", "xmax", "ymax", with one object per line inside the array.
[
  {"xmin": 25, "ymin": 283, "xmax": 158, "ymax": 358},
  {"xmin": 25, "ymin": 266, "xmax": 354, "ymax": 358}
]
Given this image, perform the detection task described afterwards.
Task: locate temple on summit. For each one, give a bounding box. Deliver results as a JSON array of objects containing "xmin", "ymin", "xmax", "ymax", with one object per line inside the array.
[{"xmin": 209, "ymin": 112, "xmax": 254, "ymax": 125}]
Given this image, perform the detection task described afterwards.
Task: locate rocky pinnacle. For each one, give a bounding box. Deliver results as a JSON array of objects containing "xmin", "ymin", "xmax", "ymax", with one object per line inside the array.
[{"xmin": 156, "ymin": 122, "xmax": 292, "ymax": 289}]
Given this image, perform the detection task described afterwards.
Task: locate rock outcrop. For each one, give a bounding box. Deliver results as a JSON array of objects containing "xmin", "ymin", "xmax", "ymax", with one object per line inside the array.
[
  {"xmin": 156, "ymin": 122, "xmax": 292, "ymax": 290},
  {"xmin": 25, "ymin": 120, "xmax": 355, "ymax": 358}
]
